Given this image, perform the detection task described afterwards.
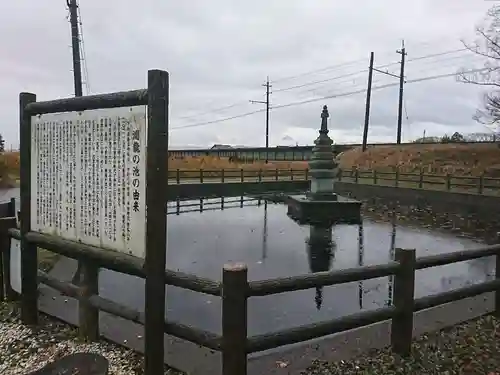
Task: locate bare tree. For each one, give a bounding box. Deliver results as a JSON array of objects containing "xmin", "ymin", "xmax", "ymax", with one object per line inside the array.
[{"xmin": 459, "ymin": 5, "xmax": 500, "ymax": 127}]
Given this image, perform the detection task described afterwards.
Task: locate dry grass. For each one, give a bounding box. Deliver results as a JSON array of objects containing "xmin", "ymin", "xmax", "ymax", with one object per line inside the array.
[
  {"xmin": 0, "ymin": 152, "xmax": 308, "ymax": 177},
  {"xmin": 168, "ymin": 155, "xmax": 307, "ymax": 171},
  {"xmin": 4, "ymin": 143, "xmax": 500, "ymax": 179},
  {"xmin": 0, "ymin": 152, "xmax": 20, "ymax": 188},
  {"xmin": 338, "ymin": 143, "xmax": 500, "ymax": 176}
]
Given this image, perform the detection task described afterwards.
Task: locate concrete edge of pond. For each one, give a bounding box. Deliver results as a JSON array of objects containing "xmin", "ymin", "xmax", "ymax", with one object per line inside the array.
[
  {"xmin": 247, "ymin": 293, "xmax": 493, "ymax": 375},
  {"xmin": 36, "ymin": 257, "xmax": 495, "ymax": 375}
]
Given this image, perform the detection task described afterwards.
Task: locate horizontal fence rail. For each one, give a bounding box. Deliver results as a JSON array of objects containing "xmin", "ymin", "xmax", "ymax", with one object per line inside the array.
[
  {"xmin": 169, "ymin": 167, "xmax": 500, "ymax": 196},
  {"xmin": 2, "ymin": 210, "xmax": 500, "ymax": 375},
  {"xmin": 167, "ymin": 168, "xmax": 308, "ymax": 184},
  {"xmin": 339, "ymin": 168, "xmax": 500, "ymax": 195}
]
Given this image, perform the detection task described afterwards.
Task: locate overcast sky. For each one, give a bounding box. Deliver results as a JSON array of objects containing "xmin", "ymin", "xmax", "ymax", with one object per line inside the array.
[{"xmin": 0, "ymin": 0, "xmax": 497, "ymax": 149}]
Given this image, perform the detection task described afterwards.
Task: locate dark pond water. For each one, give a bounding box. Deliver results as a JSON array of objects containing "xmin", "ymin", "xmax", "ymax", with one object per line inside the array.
[
  {"xmin": 3, "ymin": 188, "xmax": 495, "ymax": 337},
  {"xmin": 103, "ymin": 196, "xmax": 493, "ymax": 336}
]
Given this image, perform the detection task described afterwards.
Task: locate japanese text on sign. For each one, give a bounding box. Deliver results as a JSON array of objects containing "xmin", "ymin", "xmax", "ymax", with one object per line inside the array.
[{"xmin": 30, "ymin": 106, "xmax": 147, "ymax": 259}]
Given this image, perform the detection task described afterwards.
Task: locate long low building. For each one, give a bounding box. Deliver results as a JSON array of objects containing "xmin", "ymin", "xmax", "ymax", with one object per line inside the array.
[{"xmin": 168, "ymin": 141, "xmax": 498, "ymax": 161}]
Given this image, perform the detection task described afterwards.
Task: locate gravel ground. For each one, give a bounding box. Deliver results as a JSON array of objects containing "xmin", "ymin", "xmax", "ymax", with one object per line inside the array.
[
  {"xmin": 303, "ymin": 314, "xmax": 500, "ymax": 375},
  {"xmin": 0, "ymin": 302, "xmax": 183, "ymax": 375}
]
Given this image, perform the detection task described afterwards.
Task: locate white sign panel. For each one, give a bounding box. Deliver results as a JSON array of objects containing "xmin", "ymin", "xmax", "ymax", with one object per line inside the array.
[
  {"xmin": 30, "ymin": 106, "xmax": 147, "ymax": 259},
  {"xmin": 10, "ymin": 239, "xmax": 21, "ymax": 293}
]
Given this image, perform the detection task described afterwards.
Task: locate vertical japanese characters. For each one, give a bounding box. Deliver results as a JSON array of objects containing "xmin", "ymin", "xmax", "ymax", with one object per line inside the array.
[{"xmin": 30, "ymin": 107, "xmax": 147, "ymax": 259}]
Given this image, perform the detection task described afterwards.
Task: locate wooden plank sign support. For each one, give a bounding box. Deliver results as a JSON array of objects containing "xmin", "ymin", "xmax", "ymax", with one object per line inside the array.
[
  {"xmin": 144, "ymin": 69, "xmax": 169, "ymax": 375},
  {"xmin": 20, "ymin": 92, "xmax": 38, "ymax": 325}
]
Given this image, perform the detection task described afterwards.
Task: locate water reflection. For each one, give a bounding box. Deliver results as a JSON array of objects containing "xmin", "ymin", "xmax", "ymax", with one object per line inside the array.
[
  {"xmin": 262, "ymin": 200, "xmax": 268, "ymax": 261},
  {"xmin": 170, "ymin": 196, "xmax": 258, "ymax": 215},
  {"xmin": 358, "ymin": 222, "xmax": 364, "ymax": 310},
  {"xmin": 306, "ymin": 224, "xmax": 335, "ymax": 310},
  {"xmin": 387, "ymin": 213, "xmax": 396, "ymax": 307}
]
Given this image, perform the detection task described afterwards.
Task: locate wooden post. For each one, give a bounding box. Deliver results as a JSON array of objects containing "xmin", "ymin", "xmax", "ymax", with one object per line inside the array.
[
  {"xmin": 355, "ymin": 169, "xmax": 359, "ymax": 184},
  {"xmin": 20, "ymin": 92, "xmax": 38, "ymax": 325},
  {"xmin": 391, "ymin": 248, "xmax": 416, "ymax": 357},
  {"xmin": 446, "ymin": 174, "xmax": 451, "ymax": 191},
  {"xmin": 240, "ymin": 168, "xmax": 244, "ymax": 183},
  {"xmin": 418, "ymin": 169, "xmax": 423, "ymax": 189},
  {"xmin": 338, "ymin": 168, "xmax": 343, "ymax": 182},
  {"xmin": 373, "ymin": 170, "xmax": 377, "ymax": 185},
  {"xmin": 3, "ymin": 199, "xmax": 16, "ymax": 301},
  {"xmin": 222, "ymin": 264, "xmax": 248, "ymax": 375},
  {"xmin": 258, "ymin": 169, "xmax": 262, "ymax": 183},
  {"xmin": 0, "ymin": 217, "xmax": 17, "ymax": 302},
  {"xmin": 78, "ymin": 260, "xmax": 99, "ymax": 341},
  {"xmin": 176, "ymin": 169, "xmax": 180, "ymax": 184},
  {"xmin": 200, "ymin": 169, "xmax": 204, "ymax": 183},
  {"xmin": 275, "ymin": 168, "xmax": 279, "ymax": 181},
  {"xmin": 478, "ymin": 174, "xmax": 484, "ymax": 195},
  {"xmin": 144, "ymin": 69, "xmax": 169, "ymax": 375},
  {"xmin": 290, "ymin": 168, "xmax": 294, "ymax": 181},
  {"xmin": 305, "ymin": 168, "xmax": 309, "ymax": 181},
  {"xmin": 395, "ymin": 168, "xmax": 399, "ymax": 187},
  {"xmin": 495, "ymin": 232, "xmax": 500, "ymax": 318},
  {"xmin": 221, "ymin": 169, "xmax": 225, "ymax": 183}
]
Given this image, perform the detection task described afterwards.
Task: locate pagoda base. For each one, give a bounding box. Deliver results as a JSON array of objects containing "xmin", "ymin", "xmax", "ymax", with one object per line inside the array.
[{"xmin": 286, "ymin": 194, "xmax": 362, "ymax": 225}]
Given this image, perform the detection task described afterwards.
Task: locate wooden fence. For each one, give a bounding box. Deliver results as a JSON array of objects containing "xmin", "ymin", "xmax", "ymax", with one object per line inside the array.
[
  {"xmin": 339, "ymin": 168, "xmax": 500, "ymax": 195},
  {"xmin": 2, "ymin": 208, "xmax": 500, "ymax": 375},
  {"xmin": 168, "ymin": 167, "xmax": 500, "ymax": 196},
  {"xmin": 167, "ymin": 168, "xmax": 308, "ymax": 183}
]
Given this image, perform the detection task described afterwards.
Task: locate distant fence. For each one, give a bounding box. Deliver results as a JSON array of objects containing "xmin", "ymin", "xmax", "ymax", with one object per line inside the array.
[
  {"xmin": 339, "ymin": 169, "xmax": 500, "ymax": 195},
  {"xmin": 168, "ymin": 168, "xmax": 308, "ymax": 183},
  {"xmin": 166, "ymin": 167, "xmax": 500, "ymax": 196},
  {"xmin": 2, "ymin": 212, "xmax": 499, "ymax": 375}
]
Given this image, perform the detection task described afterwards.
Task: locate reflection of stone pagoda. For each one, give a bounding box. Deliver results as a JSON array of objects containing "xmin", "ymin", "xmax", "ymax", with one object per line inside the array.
[
  {"xmin": 306, "ymin": 224, "xmax": 335, "ymax": 310},
  {"xmin": 287, "ymin": 106, "xmax": 361, "ymax": 225}
]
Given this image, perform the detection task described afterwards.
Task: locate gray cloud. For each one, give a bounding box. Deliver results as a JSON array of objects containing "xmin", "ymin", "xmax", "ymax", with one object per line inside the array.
[{"xmin": 0, "ymin": 0, "xmax": 495, "ymax": 149}]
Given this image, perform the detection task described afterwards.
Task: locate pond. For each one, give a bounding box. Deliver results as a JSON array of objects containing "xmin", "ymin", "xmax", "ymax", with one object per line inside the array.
[{"xmin": 7, "ymin": 193, "xmax": 495, "ymax": 336}]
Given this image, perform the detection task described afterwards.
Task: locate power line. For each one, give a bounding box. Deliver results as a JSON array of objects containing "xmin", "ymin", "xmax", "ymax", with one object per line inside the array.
[
  {"xmin": 271, "ymin": 37, "xmax": 468, "ymax": 84},
  {"xmin": 272, "ymin": 67, "xmax": 489, "ymax": 110},
  {"xmin": 173, "ymin": 47, "xmax": 481, "ymax": 123},
  {"xmin": 305, "ymin": 54, "xmax": 485, "ymax": 97},
  {"xmin": 170, "ymin": 108, "xmax": 266, "ymax": 130},
  {"xmin": 273, "ymin": 69, "xmax": 367, "ymax": 93},
  {"xmin": 274, "ymin": 48, "xmax": 478, "ymax": 95},
  {"xmin": 176, "ymin": 101, "xmax": 249, "ymax": 120},
  {"xmin": 171, "ymin": 67, "xmax": 488, "ymax": 131},
  {"xmin": 271, "ymin": 58, "xmax": 367, "ymax": 84}
]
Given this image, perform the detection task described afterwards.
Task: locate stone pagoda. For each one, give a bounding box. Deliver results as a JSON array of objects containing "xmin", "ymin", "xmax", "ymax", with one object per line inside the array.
[
  {"xmin": 286, "ymin": 105, "xmax": 361, "ymax": 225},
  {"xmin": 308, "ymin": 105, "xmax": 338, "ymax": 201}
]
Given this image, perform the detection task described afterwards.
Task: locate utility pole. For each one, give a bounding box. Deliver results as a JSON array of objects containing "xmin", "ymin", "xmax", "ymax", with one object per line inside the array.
[
  {"xmin": 370, "ymin": 41, "xmax": 407, "ymax": 145},
  {"xmin": 67, "ymin": 0, "xmax": 84, "ymax": 287},
  {"xmin": 396, "ymin": 40, "xmax": 407, "ymax": 144},
  {"xmin": 67, "ymin": 0, "xmax": 83, "ymax": 97},
  {"xmin": 250, "ymin": 77, "xmax": 272, "ymax": 163},
  {"xmin": 362, "ymin": 52, "xmax": 374, "ymax": 152}
]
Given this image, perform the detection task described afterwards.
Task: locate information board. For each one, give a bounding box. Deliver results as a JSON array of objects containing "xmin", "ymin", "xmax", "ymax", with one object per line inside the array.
[{"xmin": 30, "ymin": 106, "xmax": 147, "ymax": 259}]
